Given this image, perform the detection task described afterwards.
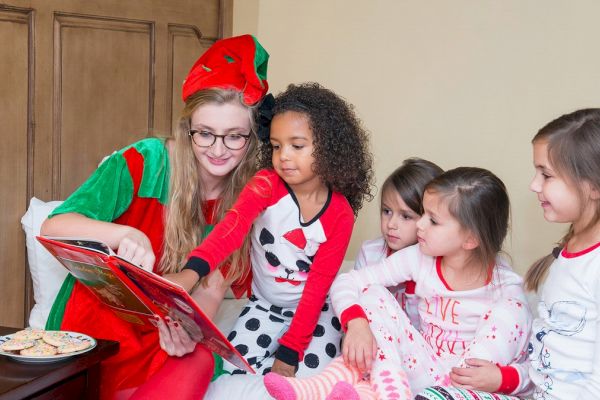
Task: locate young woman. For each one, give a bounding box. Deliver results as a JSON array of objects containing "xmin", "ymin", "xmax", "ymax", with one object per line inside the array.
[{"xmin": 41, "ymin": 34, "xmax": 270, "ymax": 400}]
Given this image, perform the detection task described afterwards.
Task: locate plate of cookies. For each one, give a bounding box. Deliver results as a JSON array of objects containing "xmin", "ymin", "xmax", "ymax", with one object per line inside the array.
[{"xmin": 0, "ymin": 328, "xmax": 96, "ymax": 363}]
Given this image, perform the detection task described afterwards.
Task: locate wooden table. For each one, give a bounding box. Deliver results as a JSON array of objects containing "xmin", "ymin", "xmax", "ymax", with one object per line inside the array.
[{"xmin": 0, "ymin": 326, "xmax": 119, "ymax": 400}]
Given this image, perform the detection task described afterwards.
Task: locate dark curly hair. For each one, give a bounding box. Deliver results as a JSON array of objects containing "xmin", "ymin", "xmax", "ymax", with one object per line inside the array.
[{"xmin": 257, "ymin": 83, "xmax": 374, "ymax": 215}]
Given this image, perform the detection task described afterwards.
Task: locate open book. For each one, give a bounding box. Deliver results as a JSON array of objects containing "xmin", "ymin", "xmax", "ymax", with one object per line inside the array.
[{"xmin": 36, "ymin": 236, "xmax": 254, "ymax": 373}]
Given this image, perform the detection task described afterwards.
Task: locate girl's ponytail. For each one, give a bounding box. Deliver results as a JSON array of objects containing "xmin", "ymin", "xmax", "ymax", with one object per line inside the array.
[
  {"xmin": 524, "ymin": 228, "xmax": 572, "ymax": 292},
  {"xmin": 524, "ymin": 254, "xmax": 554, "ymax": 292}
]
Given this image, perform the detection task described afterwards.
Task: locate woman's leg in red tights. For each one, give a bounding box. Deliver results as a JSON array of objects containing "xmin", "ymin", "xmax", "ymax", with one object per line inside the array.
[{"xmin": 129, "ymin": 344, "xmax": 215, "ymax": 400}]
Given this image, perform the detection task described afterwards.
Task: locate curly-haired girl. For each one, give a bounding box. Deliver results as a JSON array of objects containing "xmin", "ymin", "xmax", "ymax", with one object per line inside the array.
[{"xmin": 169, "ymin": 82, "xmax": 374, "ymax": 378}]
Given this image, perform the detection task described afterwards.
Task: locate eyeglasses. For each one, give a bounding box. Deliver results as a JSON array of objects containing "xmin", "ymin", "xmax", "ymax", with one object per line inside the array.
[{"xmin": 188, "ymin": 130, "xmax": 250, "ymax": 150}]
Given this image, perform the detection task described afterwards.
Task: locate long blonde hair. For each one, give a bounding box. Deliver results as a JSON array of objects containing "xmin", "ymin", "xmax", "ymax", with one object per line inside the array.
[
  {"xmin": 159, "ymin": 89, "xmax": 258, "ymax": 285},
  {"xmin": 525, "ymin": 109, "xmax": 600, "ymax": 292}
]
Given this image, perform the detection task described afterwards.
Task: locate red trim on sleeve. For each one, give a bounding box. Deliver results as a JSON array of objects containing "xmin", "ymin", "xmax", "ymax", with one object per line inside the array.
[
  {"xmin": 497, "ymin": 364, "xmax": 519, "ymax": 394},
  {"xmin": 404, "ymin": 280, "xmax": 416, "ymax": 294},
  {"xmin": 122, "ymin": 147, "xmax": 143, "ymax": 191},
  {"xmin": 340, "ymin": 304, "xmax": 368, "ymax": 332}
]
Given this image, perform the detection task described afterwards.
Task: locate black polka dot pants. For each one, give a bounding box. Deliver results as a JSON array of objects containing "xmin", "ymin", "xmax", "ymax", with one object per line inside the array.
[{"xmin": 223, "ymin": 295, "xmax": 342, "ymax": 377}]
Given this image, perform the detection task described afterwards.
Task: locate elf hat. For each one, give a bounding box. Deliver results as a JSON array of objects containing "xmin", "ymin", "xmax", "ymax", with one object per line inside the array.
[{"xmin": 182, "ymin": 34, "xmax": 269, "ymax": 105}]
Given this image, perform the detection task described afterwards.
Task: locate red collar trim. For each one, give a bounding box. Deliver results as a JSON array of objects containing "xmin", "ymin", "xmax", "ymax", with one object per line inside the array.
[
  {"xmin": 436, "ymin": 256, "xmax": 493, "ymax": 291},
  {"xmin": 562, "ymin": 241, "xmax": 600, "ymax": 258},
  {"xmin": 386, "ymin": 246, "xmax": 394, "ymax": 257},
  {"xmin": 436, "ymin": 257, "xmax": 453, "ymax": 291}
]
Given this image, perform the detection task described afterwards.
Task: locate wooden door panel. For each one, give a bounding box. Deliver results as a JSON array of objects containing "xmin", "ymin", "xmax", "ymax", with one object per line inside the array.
[
  {"xmin": 167, "ymin": 25, "xmax": 214, "ymax": 132},
  {"xmin": 0, "ymin": 7, "xmax": 32, "ymax": 328},
  {"xmin": 0, "ymin": 0, "xmax": 231, "ymax": 327},
  {"xmin": 55, "ymin": 14, "xmax": 154, "ymax": 197}
]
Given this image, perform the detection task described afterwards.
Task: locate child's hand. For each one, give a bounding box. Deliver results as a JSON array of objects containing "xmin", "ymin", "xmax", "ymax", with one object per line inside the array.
[
  {"xmin": 271, "ymin": 358, "xmax": 296, "ymax": 377},
  {"xmin": 450, "ymin": 358, "xmax": 501, "ymax": 392},
  {"xmin": 342, "ymin": 318, "xmax": 377, "ymax": 373}
]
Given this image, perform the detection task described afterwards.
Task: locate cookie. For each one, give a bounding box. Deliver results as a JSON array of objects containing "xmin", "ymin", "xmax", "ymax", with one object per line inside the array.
[
  {"xmin": 42, "ymin": 331, "xmax": 70, "ymax": 347},
  {"xmin": 56, "ymin": 337, "xmax": 92, "ymax": 354},
  {"xmin": 20, "ymin": 341, "xmax": 58, "ymax": 356},
  {"xmin": 12, "ymin": 328, "xmax": 45, "ymax": 341},
  {"xmin": 0, "ymin": 338, "xmax": 37, "ymax": 351}
]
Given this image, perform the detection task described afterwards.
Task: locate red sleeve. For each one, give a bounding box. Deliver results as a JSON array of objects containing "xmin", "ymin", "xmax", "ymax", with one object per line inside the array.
[
  {"xmin": 497, "ymin": 364, "xmax": 520, "ymax": 394},
  {"xmin": 187, "ymin": 170, "xmax": 276, "ymax": 270},
  {"xmin": 277, "ymin": 194, "xmax": 354, "ymax": 360},
  {"xmin": 404, "ymin": 280, "xmax": 416, "ymax": 294},
  {"xmin": 340, "ymin": 304, "xmax": 368, "ymax": 332}
]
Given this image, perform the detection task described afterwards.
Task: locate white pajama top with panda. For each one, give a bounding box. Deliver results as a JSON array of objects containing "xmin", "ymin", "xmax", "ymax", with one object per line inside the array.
[{"xmin": 188, "ymin": 169, "xmax": 354, "ymax": 374}]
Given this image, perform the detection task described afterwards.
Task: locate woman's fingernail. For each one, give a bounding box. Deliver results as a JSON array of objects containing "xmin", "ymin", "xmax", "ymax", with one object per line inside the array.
[{"xmin": 174, "ymin": 322, "xmax": 180, "ymax": 328}]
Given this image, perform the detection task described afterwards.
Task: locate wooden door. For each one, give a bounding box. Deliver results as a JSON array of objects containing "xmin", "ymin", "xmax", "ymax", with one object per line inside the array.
[{"xmin": 0, "ymin": 0, "xmax": 232, "ymax": 328}]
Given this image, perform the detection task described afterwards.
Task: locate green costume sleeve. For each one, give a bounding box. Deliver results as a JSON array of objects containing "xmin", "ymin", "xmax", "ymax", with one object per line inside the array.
[
  {"xmin": 49, "ymin": 150, "xmax": 134, "ymax": 221},
  {"xmin": 49, "ymin": 137, "xmax": 169, "ymax": 221}
]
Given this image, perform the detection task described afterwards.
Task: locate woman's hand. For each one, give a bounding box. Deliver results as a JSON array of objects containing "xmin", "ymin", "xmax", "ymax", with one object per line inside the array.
[
  {"xmin": 116, "ymin": 226, "xmax": 155, "ymax": 271},
  {"xmin": 40, "ymin": 213, "xmax": 156, "ymax": 271},
  {"xmin": 450, "ymin": 358, "xmax": 502, "ymax": 392},
  {"xmin": 156, "ymin": 316, "xmax": 198, "ymax": 357},
  {"xmin": 271, "ymin": 358, "xmax": 296, "ymax": 377},
  {"xmin": 342, "ymin": 318, "xmax": 377, "ymax": 373}
]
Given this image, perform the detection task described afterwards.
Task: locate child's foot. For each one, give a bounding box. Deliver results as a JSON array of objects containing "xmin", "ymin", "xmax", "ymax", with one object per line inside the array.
[
  {"xmin": 264, "ymin": 372, "xmax": 296, "ymax": 400},
  {"xmin": 325, "ymin": 381, "xmax": 360, "ymax": 400}
]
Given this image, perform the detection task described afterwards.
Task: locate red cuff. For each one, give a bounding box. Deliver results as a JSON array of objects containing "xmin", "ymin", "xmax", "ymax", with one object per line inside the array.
[
  {"xmin": 340, "ymin": 304, "xmax": 368, "ymax": 332},
  {"xmin": 404, "ymin": 280, "xmax": 416, "ymax": 294},
  {"xmin": 497, "ymin": 364, "xmax": 519, "ymax": 394}
]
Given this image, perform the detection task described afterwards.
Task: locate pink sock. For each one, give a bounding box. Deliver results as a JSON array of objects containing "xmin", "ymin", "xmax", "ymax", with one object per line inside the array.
[
  {"xmin": 326, "ymin": 381, "xmax": 360, "ymax": 400},
  {"xmin": 355, "ymin": 381, "xmax": 378, "ymax": 400},
  {"xmin": 264, "ymin": 357, "xmax": 362, "ymax": 400}
]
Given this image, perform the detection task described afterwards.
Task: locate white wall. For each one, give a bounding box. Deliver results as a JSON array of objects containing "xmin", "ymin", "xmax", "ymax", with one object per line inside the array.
[{"xmin": 233, "ymin": 0, "xmax": 600, "ymax": 274}]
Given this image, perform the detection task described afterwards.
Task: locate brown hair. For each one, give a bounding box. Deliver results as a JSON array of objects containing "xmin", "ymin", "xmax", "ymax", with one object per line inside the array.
[
  {"xmin": 159, "ymin": 89, "xmax": 258, "ymax": 284},
  {"xmin": 257, "ymin": 83, "xmax": 374, "ymax": 215},
  {"xmin": 525, "ymin": 108, "xmax": 600, "ymax": 291},
  {"xmin": 381, "ymin": 158, "xmax": 443, "ymax": 215},
  {"xmin": 425, "ymin": 167, "xmax": 510, "ymax": 272}
]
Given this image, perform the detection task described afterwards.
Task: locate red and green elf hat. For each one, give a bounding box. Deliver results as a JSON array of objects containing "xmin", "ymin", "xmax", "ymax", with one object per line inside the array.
[{"xmin": 182, "ymin": 34, "xmax": 269, "ymax": 105}]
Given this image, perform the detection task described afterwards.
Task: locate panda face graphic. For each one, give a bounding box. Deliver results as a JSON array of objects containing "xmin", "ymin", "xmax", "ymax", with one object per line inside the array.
[{"xmin": 259, "ymin": 227, "xmax": 313, "ymax": 285}]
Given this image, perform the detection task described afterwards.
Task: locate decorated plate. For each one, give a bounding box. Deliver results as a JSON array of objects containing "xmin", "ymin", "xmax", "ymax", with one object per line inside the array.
[{"xmin": 0, "ymin": 331, "xmax": 97, "ymax": 363}]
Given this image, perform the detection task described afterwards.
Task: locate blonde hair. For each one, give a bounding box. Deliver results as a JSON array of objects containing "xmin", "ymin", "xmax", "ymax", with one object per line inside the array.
[
  {"xmin": 525, "ymin": 109, "xmax": 600, "ymax": 292},
  {"xmin": 159, "ymin": 89, "xmax": 258, "ymax": 286}
]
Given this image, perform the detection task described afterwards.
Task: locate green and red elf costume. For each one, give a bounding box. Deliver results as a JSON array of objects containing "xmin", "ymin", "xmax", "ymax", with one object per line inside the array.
[{"xmin": 45, "ymin": 34, "xmax": 269, "ymax": 400}]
